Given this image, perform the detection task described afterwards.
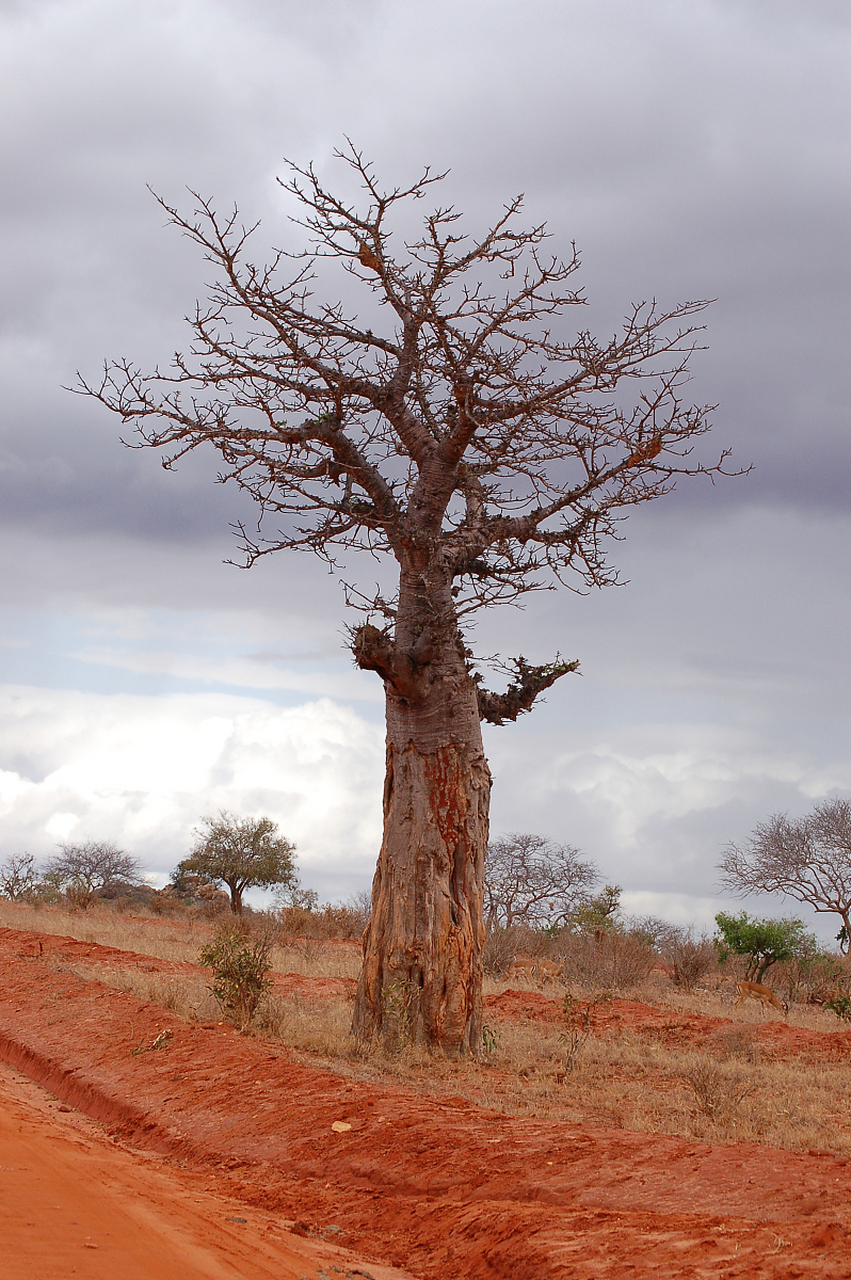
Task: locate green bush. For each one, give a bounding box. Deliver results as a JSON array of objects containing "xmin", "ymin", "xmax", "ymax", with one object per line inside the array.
[
  {"xmin": 199, "ymin": 926, "xmax": 273, "ymax": 1030},
  {"xmin": 824, "ymin": 992, "xmax": 851, "ymax": 1022},
  {"xmin": 713, "ymin": 911, "xmax": 817, "ymax": 983}
]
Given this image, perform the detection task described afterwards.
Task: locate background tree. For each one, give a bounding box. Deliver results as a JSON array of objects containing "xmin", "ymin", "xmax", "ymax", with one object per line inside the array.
[
  {"xmin": 0, "ymin": 852, "xmax": 39, "ymax": 902},
  {"xmin": 571, "ymin": 884, "xmax": 624, "ymax": 939},
  {"xmin": 45, "ymin": 841, "xmax": 140, "ymax": 906},
  {"xmin": 82, "ymin": 145, "xmax": 733, "ymax": 1054},
  {"xmin": 719, "ymin": 797, "xmax": 851, "ymax": 953},
  {"xmin": 484, "ymin": 833, "xmax": 598, "ymax": 929},
  {"xmin": 178, "ymin": 813, "xmax": 297, "ymax": 916},
  {"xmin": 713, "ymin": 911, "xmax": 817, "ymax": 983}
]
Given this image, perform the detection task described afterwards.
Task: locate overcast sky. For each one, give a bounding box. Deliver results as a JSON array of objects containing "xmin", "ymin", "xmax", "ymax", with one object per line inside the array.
[{"xmin": 0, "ymin": 0, "xmax": 848, "ymax": 936}]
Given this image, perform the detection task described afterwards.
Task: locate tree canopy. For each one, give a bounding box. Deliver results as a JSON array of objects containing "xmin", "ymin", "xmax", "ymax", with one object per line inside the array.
[
  {"xmin": 719, "ymin": 797, "xmax": 851, "ymax": 953},
  {"xmin": 83, "ymin": 145, "xmax": 732, "ymax": 682},
  {"xmin": 45, "ymin": 841, "xmax": 141, "ymax": 905},
  {"xmin": 179, "ymin": 812, "xmax": 297, "ymax": 916},
  {"xmin": 713, "ymin": 911, "xmax": 817, "ymax": 983}
]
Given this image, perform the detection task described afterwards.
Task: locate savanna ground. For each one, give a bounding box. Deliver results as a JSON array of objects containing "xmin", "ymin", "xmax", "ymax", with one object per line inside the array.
[{"xmin": 1, "ymin": 897, "xmax": 851, "ymax": 1278}]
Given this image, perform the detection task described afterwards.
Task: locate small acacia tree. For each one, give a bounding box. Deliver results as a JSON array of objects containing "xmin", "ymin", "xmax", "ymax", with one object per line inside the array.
[
  {"xmin": 713, "ymin": 911, "xmax": 816, "ymax": 983},
  {"xmin": 484, "ymin": 832, "xmax": 598, "ymax": 929},
  {"xmin": 719, "ymin": 798, "xmax": 851, "ymax": 954},
  {"xmin": 82, "ymin": 145, "xmax": 734, "ymax": 1054},
  {"xmin": 179, "ymin": 812, "xmax": 297, "ymax": 916},
  {"xmin": 571, "ymin": 884, "xmax": 624, "ymax": 939},
  {"xmin": 46, "ymin": 841, "xmax": 141, "ymax": 906}
]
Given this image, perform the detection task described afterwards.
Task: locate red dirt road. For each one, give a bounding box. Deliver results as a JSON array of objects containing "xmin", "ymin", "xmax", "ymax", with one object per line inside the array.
[
  {"xmin": 2, "ymin": 925, "xmax": 851, "ymax": 1277},
  {"xmin": 0, "ymin": 1064, "xmax": 411, "ymax": 1280}
]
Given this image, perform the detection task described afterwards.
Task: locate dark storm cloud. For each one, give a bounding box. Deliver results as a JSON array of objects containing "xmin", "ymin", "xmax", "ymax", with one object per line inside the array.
[{"xmin": 1, "ymin": 0, "xmax": 846, "ymax": 570}]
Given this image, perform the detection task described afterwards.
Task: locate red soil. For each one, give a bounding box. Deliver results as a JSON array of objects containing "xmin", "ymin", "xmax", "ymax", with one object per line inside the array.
[
  {"xmin": 0, "ymin": 1063, "xmax": 411, "ymax": 1280},
  {"xmin": 2, "ymin": 924, "xmax": 851, "ymax": 1278}
]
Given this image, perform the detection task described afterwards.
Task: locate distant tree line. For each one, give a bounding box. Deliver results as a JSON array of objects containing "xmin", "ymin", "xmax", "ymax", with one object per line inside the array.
[{"xmin": 0, "ymin": 812, "xmax": 305, "ymax": 915}]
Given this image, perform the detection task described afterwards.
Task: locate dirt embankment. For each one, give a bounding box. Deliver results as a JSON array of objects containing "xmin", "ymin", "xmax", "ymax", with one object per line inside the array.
[
  {"xmin": 1, "ymin": 925, "xmax": 850, "ymax": 1278},
  {"xmin": 0, "ymin": 1063, "xmax": 412, "ymax": 1280}
]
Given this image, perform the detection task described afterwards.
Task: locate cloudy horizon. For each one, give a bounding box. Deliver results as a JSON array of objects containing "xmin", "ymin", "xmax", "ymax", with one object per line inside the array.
[{"xmin": 1, "ymin": 0, "xmax": 848, "ymax": 939}]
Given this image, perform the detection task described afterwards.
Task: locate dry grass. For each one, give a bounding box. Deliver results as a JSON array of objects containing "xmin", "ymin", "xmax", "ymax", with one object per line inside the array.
[
  {"xmin": 0, "ymin": 899, "xmax": 362, "ymax": 979},
  {"xmin": 0, "ymin": 898, "xmax": 217, "ymax": 963},
  {"xmin": 6, "ymin": 900, "xmax": 851, "ymax": 1158}
]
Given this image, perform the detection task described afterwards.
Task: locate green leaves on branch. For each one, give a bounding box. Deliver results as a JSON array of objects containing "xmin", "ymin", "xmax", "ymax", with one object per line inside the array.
[
  {"xmin": 713, "ymin": 911, "xmax": 819, "ymax": 983},
  {"xmin": 179, "ymin": 812, "xmax": 298, "ymax": 916},
  {"xmin": 199, "ymin": 926, "xmax": 273, "ymax": 1030}
]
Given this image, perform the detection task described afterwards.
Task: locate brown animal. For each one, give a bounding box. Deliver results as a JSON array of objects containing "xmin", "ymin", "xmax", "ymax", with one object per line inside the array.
[
  {"xmin": 535, "ymin": 958, "xmax": 564, "ymax": 984},
  {"xmin": 504, "ymin": 956, "xmax": 563, "ymax": 987},
  {"xmin": 735, "ymin": 980, "xmax": 788, "ymax": 1019},
  {"xmin": 504, "ymin": 956, "xmax": 537, "ymax": 984}
]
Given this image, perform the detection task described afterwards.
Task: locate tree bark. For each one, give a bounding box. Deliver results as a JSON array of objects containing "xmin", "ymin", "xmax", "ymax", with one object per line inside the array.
[
  {"xmin": 351, "ymin": 573, "xmax": 492, "ymax": 1056},
  {"xmin": 226, "ymin": 880, "xmax": 244, "ymax": 915}
]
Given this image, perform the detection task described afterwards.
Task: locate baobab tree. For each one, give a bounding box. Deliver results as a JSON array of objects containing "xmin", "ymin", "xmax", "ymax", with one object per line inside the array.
[{"xmin": 81, "ymin": 144, "xmax": 734, "ymax": 1055}]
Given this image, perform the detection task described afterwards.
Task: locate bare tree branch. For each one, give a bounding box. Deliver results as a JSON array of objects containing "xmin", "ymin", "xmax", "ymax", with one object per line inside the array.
[
  {"xmin": 485, "ymin": 833, "xmax": 598, "ymax": 929},
  {"xmin": 719, "ymin": 799, "xmax": 851, "ymax": 953}
]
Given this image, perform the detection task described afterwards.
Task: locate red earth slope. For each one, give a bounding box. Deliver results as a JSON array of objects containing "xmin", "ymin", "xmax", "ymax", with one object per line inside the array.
[{"xmin": 1, "ymin": 926, "xmax": 849, "ymax": 1278}]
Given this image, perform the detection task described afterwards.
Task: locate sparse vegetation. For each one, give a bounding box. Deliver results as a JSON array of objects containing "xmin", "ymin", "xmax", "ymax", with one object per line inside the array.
[
  {"xmin": 7, "ymin": 894, "xmax": 851, "ymax": 1160},
  {"xmin": 199, "ymin": 925, "xmax": 274, "ymax": 1030},
  {"xmin": 680, "ymin": 1057, "xmax": 754, "ymax": 1122},
  {"xmin": 560, "ymin": 991, "xmax": 611, "ymax": 1074}
]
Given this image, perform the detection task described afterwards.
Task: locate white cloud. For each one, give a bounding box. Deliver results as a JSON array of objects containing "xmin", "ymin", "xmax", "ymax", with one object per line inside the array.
[{"xmin": 0, "ymin": 685, "xmax": 385, "ymax": 900}]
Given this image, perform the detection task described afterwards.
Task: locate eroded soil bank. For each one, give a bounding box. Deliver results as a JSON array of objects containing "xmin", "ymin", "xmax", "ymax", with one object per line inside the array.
[
  {"xmin": 1, "ymin": 925, "xmax": 850, "ymax": 1278},
  {"xmin": 0, "ymin": 1063, "xmax": 412, "ymax": 1280}
]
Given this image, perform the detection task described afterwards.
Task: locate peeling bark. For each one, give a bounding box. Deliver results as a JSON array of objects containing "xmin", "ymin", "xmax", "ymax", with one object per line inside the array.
[
  {"xmin": 352, "ymin": 736, "xmax": 490, "ymax": 1056},
  {"xmin": 351, "ymin": 574, "xmax": 493, "ymax": 1056}
]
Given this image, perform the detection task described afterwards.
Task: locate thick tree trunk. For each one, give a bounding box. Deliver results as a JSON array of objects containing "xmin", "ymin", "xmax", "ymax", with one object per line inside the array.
[
  {"xmin": 351, "ymin": 574, "xmax": 492, "ymax": 1056},
  {"xmin": 352, "ymin": 734, "xmax": 490, "ymax": 1055}
]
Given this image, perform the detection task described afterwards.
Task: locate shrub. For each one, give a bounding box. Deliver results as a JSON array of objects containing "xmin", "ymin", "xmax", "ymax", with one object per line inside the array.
[
  {"xmin": 560, "ymin": 991, "xmax": 611, "ymax": 1074},
  {"xmin": 275, "ymin": 902, "xmax": 369, "ymax": 940},
  {"xmin": 661, "ymin": 927, "xmax": 718, "ymax": 990},
  {"xmin": 483, "ymin": 924, "xmax": 543, "ymax": 976},
  {"xmin": 782, "ymin": 951, "xmax": 849, "ymax": 1007},
  {"xmin": 560, "ymin": 931, "xmax": 654, "ymax": 990},
  {"xmin": 199, "ymin": 926, "xmax": 273, "ymax": 1030},
  {"xmin": 824, "ymin": 992, "xmax": 851, "ymax": 1022}
]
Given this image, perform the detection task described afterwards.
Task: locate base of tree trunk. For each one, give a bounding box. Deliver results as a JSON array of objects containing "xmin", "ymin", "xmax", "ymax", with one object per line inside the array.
[{"xmin": 352, "ymin": 740, "xmax": 491, "ymax": 1057}]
